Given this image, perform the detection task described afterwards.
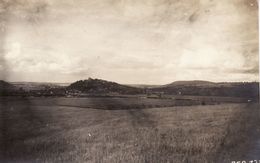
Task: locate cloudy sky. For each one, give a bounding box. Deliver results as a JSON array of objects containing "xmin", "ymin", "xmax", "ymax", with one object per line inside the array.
[{"xmin": 0, "ymin": 0, "xmax": 259, "ymax": 84}]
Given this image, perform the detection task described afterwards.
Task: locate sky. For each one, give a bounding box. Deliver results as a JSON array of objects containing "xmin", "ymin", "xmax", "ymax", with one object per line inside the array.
[{"xmin": 0, "ymin": 0, "xmax": 259, "ymax": 84}]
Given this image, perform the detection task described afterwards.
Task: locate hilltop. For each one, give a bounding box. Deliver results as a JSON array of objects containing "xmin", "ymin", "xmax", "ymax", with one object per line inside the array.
[{"xmin": 67, "ymin": 78, "xmax": 143, "ymax": 94}]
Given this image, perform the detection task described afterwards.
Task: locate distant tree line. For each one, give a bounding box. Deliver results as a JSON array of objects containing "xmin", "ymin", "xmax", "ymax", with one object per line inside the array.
[{"xmin": 0, "ymin": 79, "xmax": 259, "ymax": 99}]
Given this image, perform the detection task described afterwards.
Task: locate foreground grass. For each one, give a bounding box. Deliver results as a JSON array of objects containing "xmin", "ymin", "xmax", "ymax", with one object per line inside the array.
[{"xmin": 0, "ymin": 98, "xmax": 259, "ymax": 163}]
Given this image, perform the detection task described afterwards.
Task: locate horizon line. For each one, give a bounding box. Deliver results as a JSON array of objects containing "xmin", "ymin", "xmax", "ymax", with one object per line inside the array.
[{"xmin": 2, "ymin": 78, "xmax": 259, "ymax": 86}]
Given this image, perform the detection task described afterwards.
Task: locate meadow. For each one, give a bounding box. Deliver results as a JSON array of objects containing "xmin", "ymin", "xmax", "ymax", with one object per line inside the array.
[{"xmin": 0, "ymin": 97, "xmax": 259, "ymax": 163}]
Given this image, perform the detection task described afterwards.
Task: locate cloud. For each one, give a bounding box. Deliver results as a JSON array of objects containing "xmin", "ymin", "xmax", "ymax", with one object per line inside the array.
[
  {"xmin": 0, "ymin": 0, "xmax": 259, "ymax": 84},
  {"xmin": 227, "ymin": 65, "xmax": 259, "ymax": 75}
]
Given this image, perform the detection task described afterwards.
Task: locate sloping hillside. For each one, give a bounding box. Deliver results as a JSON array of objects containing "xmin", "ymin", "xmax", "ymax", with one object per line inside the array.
[
  {"xmin": 151, "ymin": 81, "xmax": 259, "ymax": 98},
  {"xmin": 0, "ymin": 80, "xmax": 16, "ymax": 96},
  {"xmin": 0, "ymin": 80, "xmax": 14, "ymax": 89},
  {"xmin": 67, "ymin": 78, "xmax": 143, "ymax": 94}
]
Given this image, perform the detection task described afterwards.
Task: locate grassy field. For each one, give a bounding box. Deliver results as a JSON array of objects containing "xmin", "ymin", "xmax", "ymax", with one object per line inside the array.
[{"xmin": 0, "ymin": 97, "xmax": 259, "ymax": 163}]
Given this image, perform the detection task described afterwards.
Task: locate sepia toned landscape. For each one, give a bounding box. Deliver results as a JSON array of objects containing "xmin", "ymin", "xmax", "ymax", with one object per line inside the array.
[
  {"xmin": 0, "ymin": 79, "xmax": 259, "ymax": 162},
  {"xmin": 0, "ymin": 0, "xmax": 259, "ymax": 163}
]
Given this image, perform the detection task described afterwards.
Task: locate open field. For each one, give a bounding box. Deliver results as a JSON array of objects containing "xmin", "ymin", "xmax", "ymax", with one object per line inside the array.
[
  {"xmin": 0, "ymin": 97, "xmax": 259, "ymax": 163},
  {"xmin": 13, "ymin": 96, "xmax": 254, "ymax": 109}
]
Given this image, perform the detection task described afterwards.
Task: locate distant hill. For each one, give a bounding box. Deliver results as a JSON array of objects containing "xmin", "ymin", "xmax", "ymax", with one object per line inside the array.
[
  {"xmin": 67, "ymin": 78, "xmax": 143, "ymax": 94},
  {"xmin": 0, "ymin": 80, "xmax": 14, "ymax": 89},
  {"xmin": 165, "ymin": 80, "xmax": 216, "ymax": 87},
  {"xmin": 151, "ymin": 81, "xmax": 259, "ymax": 98},
  {"xmin": 127, "ymin": 81, "xmax": 216, "ymax": 89},
  {"xmin": 0, "ymin": 80, "xmax": 17, "ymax": 96}
]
